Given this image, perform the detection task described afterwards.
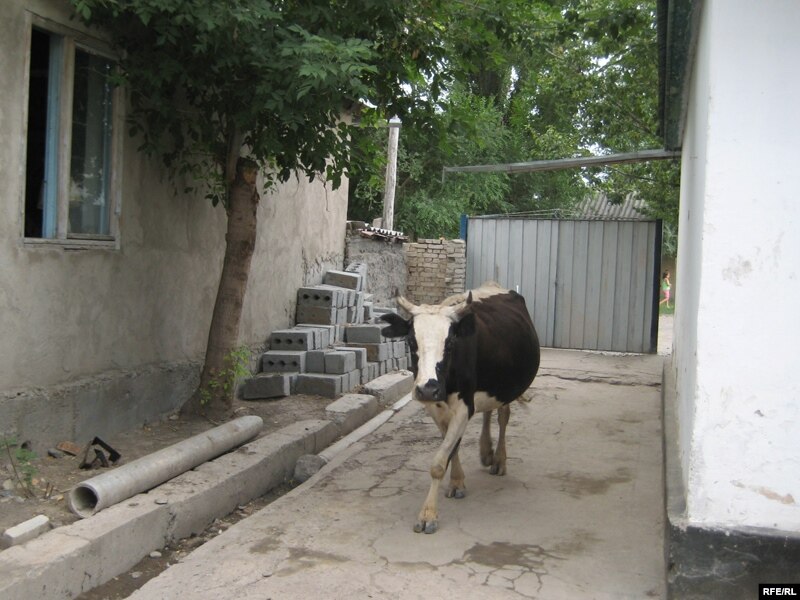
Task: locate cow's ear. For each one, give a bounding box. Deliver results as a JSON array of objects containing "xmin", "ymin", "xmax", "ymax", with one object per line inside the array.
[
  {"xmin": 380, "ymin": 313, "xmax": 411, "ymax": 338},
  {"xmin": 454, "ymin": 311, "xmax": 476, "ymax": 338}
]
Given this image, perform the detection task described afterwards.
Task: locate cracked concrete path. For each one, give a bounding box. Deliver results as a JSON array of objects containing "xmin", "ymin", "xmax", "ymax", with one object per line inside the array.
[{"xmin": 130, "ymin": 349, "xmax": 665, "ymax": 599}]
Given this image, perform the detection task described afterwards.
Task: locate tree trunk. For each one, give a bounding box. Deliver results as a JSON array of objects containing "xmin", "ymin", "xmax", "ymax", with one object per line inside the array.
[{"xmin": 182, "ymin": 157, "xmax": 259, "ymax": 418}]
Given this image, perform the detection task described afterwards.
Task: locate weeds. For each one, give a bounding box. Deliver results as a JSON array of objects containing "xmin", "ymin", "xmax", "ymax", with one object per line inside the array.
[
  {"xmin": 199, "ymin": 346, "xmax": 252, "ymax": 406},
  {"xmin": 2, "ymin": 437, "xmax": 37, "ymax": 498}
]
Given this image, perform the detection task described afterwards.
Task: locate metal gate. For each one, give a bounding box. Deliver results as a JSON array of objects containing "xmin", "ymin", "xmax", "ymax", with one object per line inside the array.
[{"xmin": 466, "ymin": 217, "xmax": 661, "ymax": 353}]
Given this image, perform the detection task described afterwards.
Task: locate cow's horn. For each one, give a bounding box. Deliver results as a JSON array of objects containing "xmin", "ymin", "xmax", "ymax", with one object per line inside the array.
[{"xmin": 396, "ymin": 296, "xmax": 419, "ymax": 315}]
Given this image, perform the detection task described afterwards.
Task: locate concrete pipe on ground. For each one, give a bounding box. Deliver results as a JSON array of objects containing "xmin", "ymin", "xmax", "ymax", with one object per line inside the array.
[{"xmin": 68, "ymin": 415, "xmax": 263, "ymax": 518}]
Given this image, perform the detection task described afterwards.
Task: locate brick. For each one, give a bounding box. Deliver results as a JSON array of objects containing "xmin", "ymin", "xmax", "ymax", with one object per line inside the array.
[
  {"xmin": 242, "ymin": 373, "xmax": 292, "ymax": 399},
  {"xmin": 261, "ymin": 351, "xmax": 306, "ymax": 373},
  {"xmin": 269, "ymin": 329, "xmax": 315, "ymax": 351},
  {"xmin": 325, "ymin": 351, "xmax": 356, "ymax": 374},
  {"xmin": 324, "ymin": 269, "xmax": 363, "ymax": 291},
  {"xmin": 345, "ymin": 324, "xmax": 384, "ymax": 344},
  {"xmin": 1, "ymin": 515, "xmax": 50, "ymax": 549},
  {"xmin": 295, "ymin": 373, "xmax": 345, "ymax": 397}
]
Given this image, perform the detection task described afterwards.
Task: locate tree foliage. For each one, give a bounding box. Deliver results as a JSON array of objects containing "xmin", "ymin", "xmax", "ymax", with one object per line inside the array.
[
  {"xmin": 349, "ymin": 0, "xmax": 679, "ymax": 248},
  {"xmin": 69, "ymin": 0, "xmax": 450, "ymax": 414},
  {"xmin": 71, "ymin": 0, "xmax": 447, "ymax": 201}
]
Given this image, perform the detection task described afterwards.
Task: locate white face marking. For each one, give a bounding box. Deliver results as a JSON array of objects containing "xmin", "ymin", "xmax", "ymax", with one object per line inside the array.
[{"xmin": 411, "ymin": 312, "xmax": 453, "ymax": 389}]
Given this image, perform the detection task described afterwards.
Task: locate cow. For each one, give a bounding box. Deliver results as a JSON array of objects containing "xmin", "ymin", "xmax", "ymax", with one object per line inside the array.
[{"xmin": 380, "ymin": 282, "xmax": 540, "ymax": 534}]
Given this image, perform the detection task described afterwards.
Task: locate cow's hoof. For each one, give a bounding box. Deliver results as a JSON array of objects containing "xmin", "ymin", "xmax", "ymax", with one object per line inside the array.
[
  {"xmin": 445, "ymin": 487, "xmax": 466, "ymax": 499},
  {"xmin": 480, "ymin": 450, "xmax": 494, "ymax": 467},
  {"xmin": 489, "ymin": 463, "xmax": 506, "ymax": 476},
  {"xmin": 414, "ymin": 520, "xmax": 439, "ymax": 534}
]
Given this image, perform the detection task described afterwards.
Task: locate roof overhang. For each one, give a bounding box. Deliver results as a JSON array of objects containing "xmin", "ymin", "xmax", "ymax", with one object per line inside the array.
[{"xmin": 658, "ymin": 0, "xmax": 703, "ymax": 150}]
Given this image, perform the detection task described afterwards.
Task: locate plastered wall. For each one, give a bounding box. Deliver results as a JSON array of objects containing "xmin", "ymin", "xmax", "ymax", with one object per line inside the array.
[
  {"xmin": 0, "ymin": 0, "xmax": 347, "ymax": 448},
  {"xmin": 675, "ymin": 0, "xmax": 800, "ymax": 533}
]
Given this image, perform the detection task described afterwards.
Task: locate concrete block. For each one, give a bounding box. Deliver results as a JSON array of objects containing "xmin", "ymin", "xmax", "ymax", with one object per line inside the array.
[
  {"xmin": 335, "ymin": 346, "xmax": 367, "ymax": 369},
  {"xmin": 325, "ymin": 351, "xmax": 356, "ymax": 375},
  {"xmin": 363, "ymin": 370, "xmax": 413, "ymax": 405},
  {"xmin": 295, "ymin": 373, "xmax": 345, "ymax": 398},
  {"xmin": 324, "ymin": 269, "xmax": 363, "ymax": 291},
  {"xmin": 269, "ymin": 329, "xmax": 315, "ymax": 351},
  {"xmin": 393, "ymin": 340, "xmax": 407, "ymax": 357},
  {"xmin": 291, "ymin": 326, "xmax": 326, "ymax": 349},
  {"xmin": 344, "ymin": 261, "xmax": 368, "ymax": 282},
  {"xmin": 345, "ymin": 324, "xmax": 384, "ymax": 344},
  {"xmin": 326, "ymin": 393, "xmax": 378, "ymax": 432},
  {"xmin": 297, "ymin": 324, "xmax": 333, "ymax": 348},
  {"xmin": 242, "ymin": 374, "xmax": 292, "ymax": 399},
  {"xmin": 306, "ymin": 350, "xmax": 331, "ymax": 373},
  {"xmin": 296, "ymin": 306, "xmax": 336, "ymax": 326},
  {"xmin": 261, "ymin": 351, "xmax": 306, "ymax": 373},
  {"xmin": 344, "ymin": 342, "xmax": 389, "ymax": 362},
  {"xmin": 347, "ymin": 369, "xmax": 361, "ymax": 391},
  {"xmin": 297, "ymin": 286, "xmax": 341, "ymax": 309},
  {"xmin": 1, "ymin": 515, "xmax": 50, "ymax": 549}
]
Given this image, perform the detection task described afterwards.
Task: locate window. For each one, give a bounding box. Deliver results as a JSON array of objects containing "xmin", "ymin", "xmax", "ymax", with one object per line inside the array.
[{"xmin": 24, "ymin": 23, "xmax": 120, "ymax": 244}]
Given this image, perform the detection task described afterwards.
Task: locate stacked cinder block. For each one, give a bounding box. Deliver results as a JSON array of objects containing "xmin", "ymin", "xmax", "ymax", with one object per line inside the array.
[
  {"xmin": 404, "ymin": 238, "xmax": 466, "ymax": 304},
  {"xmin": 242, "ymin": 263, "xmax": 410, "ymax": 400}
]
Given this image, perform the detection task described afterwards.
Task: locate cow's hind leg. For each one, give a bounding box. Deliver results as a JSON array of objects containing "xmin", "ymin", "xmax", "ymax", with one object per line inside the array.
[
  {"xmin": 490, "ymin": 403, "xmax": 510, "ymax": 475},
  {"xmin": 480, "ymin": 410, "xmax": 494, "ymax": 467}
]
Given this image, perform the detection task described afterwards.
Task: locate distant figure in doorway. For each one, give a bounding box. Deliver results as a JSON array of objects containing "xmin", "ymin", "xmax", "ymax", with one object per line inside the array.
[{"xmin": 660, "ymin": 270, "xmax": 672, "ymax": 308}]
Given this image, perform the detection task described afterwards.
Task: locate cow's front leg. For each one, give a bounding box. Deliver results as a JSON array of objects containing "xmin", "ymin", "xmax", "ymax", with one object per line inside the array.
[
  {"xmin": 490, "ymin": 403, "xmax": 511, "ymax": 475},
  {"xmin": 416, "ymin": 402, "xmax": 469, "ymax": 534}
]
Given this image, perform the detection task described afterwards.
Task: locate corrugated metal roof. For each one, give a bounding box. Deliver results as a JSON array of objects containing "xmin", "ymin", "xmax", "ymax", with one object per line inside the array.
[{"xmin": 572, "ymin": 193, "xmax": 649, "ymax": 221}]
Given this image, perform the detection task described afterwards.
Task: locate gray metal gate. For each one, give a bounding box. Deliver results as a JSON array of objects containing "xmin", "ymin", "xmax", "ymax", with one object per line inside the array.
[{"xmin": 466, "ymin": 217, "xmax": 661, "ymax": 353}]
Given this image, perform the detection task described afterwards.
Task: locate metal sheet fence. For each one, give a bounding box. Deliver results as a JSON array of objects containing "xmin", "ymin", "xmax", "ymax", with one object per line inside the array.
[{"xmin": 466, "ymin": 217, "xmax": 661, "ymax": 353}]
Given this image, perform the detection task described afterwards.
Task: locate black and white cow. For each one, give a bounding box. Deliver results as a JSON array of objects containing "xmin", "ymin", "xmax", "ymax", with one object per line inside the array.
[{"xmin": 380, "ymin": 282, "xmax": 540, "ymax": 534}]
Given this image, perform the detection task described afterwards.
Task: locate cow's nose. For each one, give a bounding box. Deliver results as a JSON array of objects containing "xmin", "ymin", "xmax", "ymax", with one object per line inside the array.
[{"xmin": 416, "ymin": 378, "xmax": 440, "ymax": 401}]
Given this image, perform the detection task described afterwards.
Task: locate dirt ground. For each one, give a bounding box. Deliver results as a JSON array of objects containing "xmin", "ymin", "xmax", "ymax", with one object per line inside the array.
[{"xmin": 0, "ymin": 393, "xmax": 333, "ymax": 534}]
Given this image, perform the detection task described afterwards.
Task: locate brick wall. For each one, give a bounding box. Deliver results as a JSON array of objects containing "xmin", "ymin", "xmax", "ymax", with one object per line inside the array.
[{"xmin": 404, "ymin": 239, "xmax": 466, "ymax": 304}]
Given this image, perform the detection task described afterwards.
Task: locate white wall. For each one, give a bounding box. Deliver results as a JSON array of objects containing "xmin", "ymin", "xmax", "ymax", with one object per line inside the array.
[
  {"xmin": 0, "ymin": 0, "xmax": 347, "ymax": 446},
  {"xmin": 675, "ymin": 0, "xmax": 800, "ymax": 532}
]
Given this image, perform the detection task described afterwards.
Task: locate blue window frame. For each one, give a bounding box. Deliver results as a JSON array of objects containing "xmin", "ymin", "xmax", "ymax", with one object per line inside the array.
[{"xmin": 25, "ymin": 24, "xmax": 119, "ymax": 244}]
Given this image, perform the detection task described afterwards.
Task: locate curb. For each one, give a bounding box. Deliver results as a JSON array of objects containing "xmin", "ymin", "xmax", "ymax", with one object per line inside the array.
[{"xmin": 0, "ymin": 372, "xmax": 413, "ymax": 600}]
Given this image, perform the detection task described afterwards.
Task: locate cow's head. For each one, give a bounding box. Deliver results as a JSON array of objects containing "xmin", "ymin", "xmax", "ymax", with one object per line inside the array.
[{"xmin": 380, "ymin": 295, "xmax": 475, "ymax": 402}]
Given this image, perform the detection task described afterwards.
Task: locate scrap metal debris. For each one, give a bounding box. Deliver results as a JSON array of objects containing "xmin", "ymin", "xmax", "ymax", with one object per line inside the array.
[
  {"xmin": 358, "ymin": 225, "xmax": 408, "ymax": 243},
  {"xmin": 79, "ymin": 437, "xmax": 121, "ymax": 470}
]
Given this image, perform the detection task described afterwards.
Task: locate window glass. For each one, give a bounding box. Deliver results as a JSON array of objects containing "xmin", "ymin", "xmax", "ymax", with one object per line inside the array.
[
  {"xmin": 25, "ymin": 25, "xmax": 117, "ymax": 242},
  {"xmin": 69, "ymin": 48, "xmax": 114, "ymax": 236}
]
